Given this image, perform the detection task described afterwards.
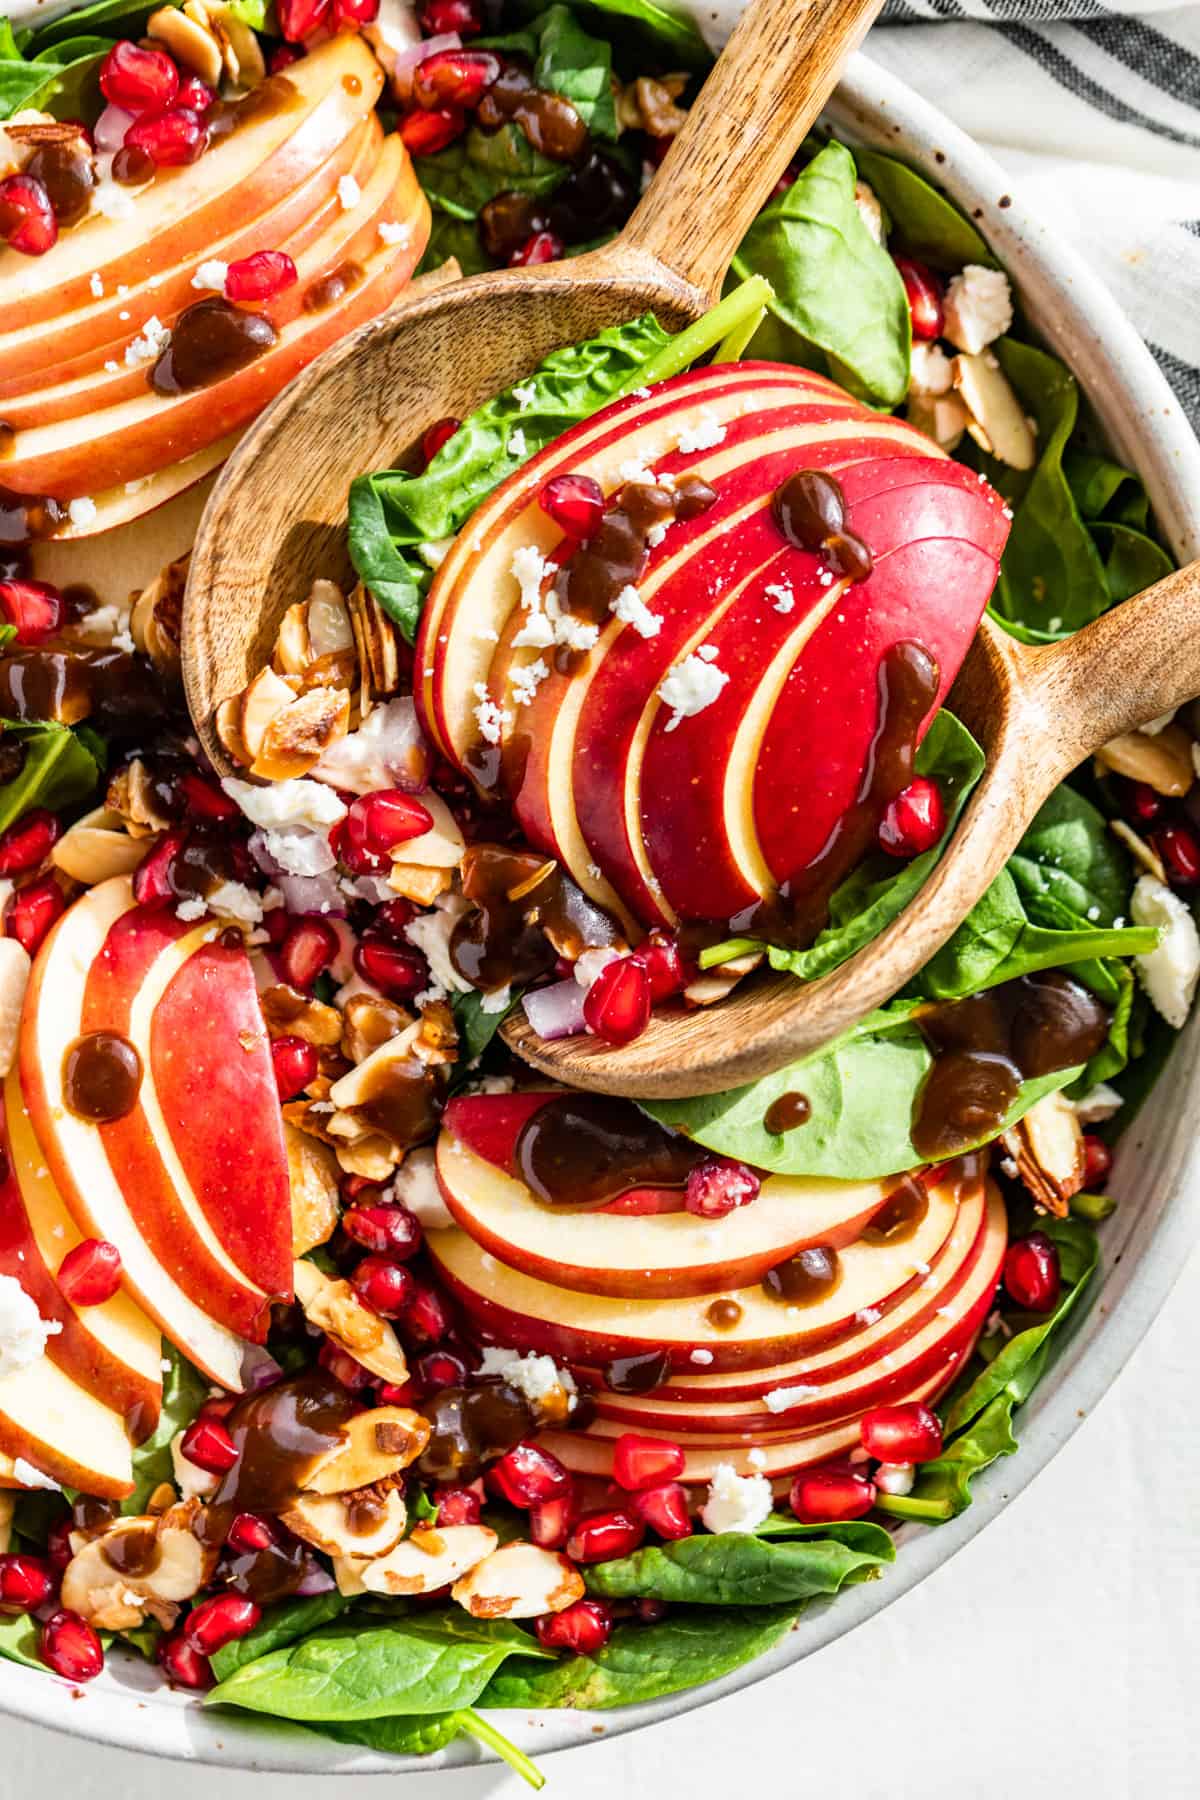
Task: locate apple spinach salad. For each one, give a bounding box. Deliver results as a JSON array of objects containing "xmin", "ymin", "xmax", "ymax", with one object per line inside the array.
[{"xmin": 0, "ymin": 0, "xmax": 1196, "ymax": 1781}]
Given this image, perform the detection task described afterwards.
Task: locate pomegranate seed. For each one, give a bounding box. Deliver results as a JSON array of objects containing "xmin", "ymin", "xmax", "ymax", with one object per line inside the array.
[
  {"xmin": 567, "ymin": 1508, "xmax": 644, "ymax": 1564},
  {"xmin": 878, "ymin": 775, "xmax": 945, "ymax": 857},
  {"xmin": 634, "ymin": 929, "xmax": 685, "ymax": 1000},
  {"xmin": 41, "ymin": 1610, "xmax": 103, "ymax": 1681},
  {"xmin": 1127, "ymin": 781, "xmax": 1161, "ymax": 823},
  {"xmin": 318, "ymin": 1338, "xmax": 374, "ymax": 1389},
  {"xmin": 540, "ymin": 473, "xmax": 604, "ymax": 541},
  {"xmin": 132, "ymin": 827, "xmax": 187, "ymax": 905},
  {"xmin": 185, "ymin": 1594, "xmax": 261, "ymax": 1657},
  {"xmin": 491, "ymin": 1442, "xmax": 571, "ymax": 1507},
  {"xmin": 631, "ymin": 1597, "xmax": 667, "ymax": 1623},
  {"xmin": 330, "ymin": 815, "xmax": 386, "ymax": 875},
  {"xmin": 583, "ymin": 955, "xmax": 651, "ymax": 1045},
  {"xmin": 434, "ymin": 1486, "xmax": 481, "ymax": 1526},
  {"xmin": 100, "ymin": 41, "xmax": 178, "ymax": 112},
  {"xmin": 278, "ymin": 0, "xmax": 332, "ymax": 40},
  {"xmin": 157, "ymin": 1631, "xmax": 213, "ymax": 1689},
  {"xmin": 176, "ymin": 75, "xmax": 215, "ymax": 112},
  {"xmin": 893, "ymin": 255, "xmax": 944, "ymax": 340},
  {"xmin": 771, "ymin": 166, "xmax": 798, "ymax": 195},
  {"xmin": 377, "ymin": 1377, "xmax": 421, "ymax": 1405},
  {"xmin": 46, "ymin": 1522, "xmax": 72, "ymax": 1574},
  {"xmin": 1152, "ymin": 822, "xmax": 1200, "ymax": 888},
  {"xmin": 6, "ymin": 875, "xmax": 65, "ymax": 956},
  {"xmin": 1003, "ymin": 1230, "xmax": 1061, "ymax": 1313},
  {"xmin": 353, "ymin": 937, "xmax": 428, "ymax": 1000},
  {"xmin": 279, "ymin": 916, "xmax": 339, "ymax": 989},
  {"xmin": 631, "ymin": 1481, "xmax": 692, "ymax": 1540},
  {"xmin": 353, "ymin": 1253, "xmax": 415, "ymax": 1318},
  {"xmin": 174, "ymin": 771, "xmax": 237, "ymax": 822},
  {"xmin": 342, "ymin": 1203, "xmax": 422, "ymax": 1258},
  {"xmin": 401, "ymin": 1282, "xmax": 451, "ymax": 1345},
  {"xmin": 180, "ymin": 1415, "xmax": 239, "ymax": 1475},
  {"xmin": 612, "ymin": 1433, "xmax": 685, "ymax": 1492},
  {"xmin": 226, "ymin": 1512, "xmax": 278, "ymax": 1554},
  {"xmin": 684, "ymin": 1157, "xmax": 760, "ymax": 1219},
  {"xmin": 56, "ymin": 1239, "xmax": 122, "ymax": 1307},
  {"xmin": 861, "ymin": 1402, "xmax": 943, "ymax": 1465},
  {"xmin": 529, "ymin": 1491, "xmax": 577, "ymax": 1549},
  {"xmin": 334, "ymin": 0, "xmax": 379, "ymax": 22},
  {"xmin": 345, "ymin": 790, "xmax": 433, "ymax": 857},
  {"xmin": 0, "ymin": 173, "xmax": 56, "ymax": 256},
  {"xmin": 198, "ymin": 1395, "xmax": 236, "ymax": 1422},
  {"xmin": 124, "ymin": 106, "xmax": 207, "ymax": 167},
  {"xmin": 270, "ymin": 1034, "xmax": 318, "ymax": 1100},
  {"xmin": 399, "ymin": 106, "xmax": 467, "ymax": 156},
  {"xmin": 0, "ymin": 1553, "xmax": 54, "ymax": 1614},
  {"xmin": 0, "ymin": 577, "xmax": 62, "ymax": 644},
  {"xmin": 0, "ymin": 808, "xmax": 60, "ymax": 877},
  {"xmin": 509, "ymin": 230, "xmax": 562, "ymax": 267},
  {"xmin": 416, "ymin": 1349, "xmax": 467, "ymax": 1389},
  {"xmin": 419, "ymin": 0, "xmax": 483, "ymax": 34},
  {"xmin": 268, "ymin": 43, "xmax": 303, "ymax": 71},
  {"xmin": 225, "ymin": 250, "xmax": 298, "ymax": 303},
  {"xmin": 422, "ymin": 417, "xmax": 460, "ymax": 465},
  {"xmin": 535, "ymin": 1598, "xmax": 611, "ymax": 1654},
  {"xmin": 377, "ymin": 898, "xmax": 418, "ymax": 939},
  {"xmin": 263, "ymin": 910, "xmax": 289, "ymax": 948},
  {"xmin": 1082, "ymin": 1134, "xmax": 1112, "ymax": 1186},
  {"xmin": 413, "ymin": 49, "xmax": 500, "ymax": 109},
  {"xmin": 789, "ymin": 1469, "xmax": 877, "ymax": 1523}
]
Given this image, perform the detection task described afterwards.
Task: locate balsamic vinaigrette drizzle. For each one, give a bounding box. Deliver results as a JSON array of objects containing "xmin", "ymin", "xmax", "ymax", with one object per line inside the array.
[
  {"xmin": 63, "ymin": 1032, "xmax": 142, "ymax": 1123},
  {"xmin": 449, "ymin": 843, "xmax": 623, "ymax": 993},
  {"xmin": 515, "ymin": 1092, "xmax": 703, "ymax": 1209},
  {"xmin": 763, "ymin": 1091, "xmax": 810, "ymax": 1134},
  {"xmin": 151, "ymin": 297, "xmax": 278, "ymax": 396}
]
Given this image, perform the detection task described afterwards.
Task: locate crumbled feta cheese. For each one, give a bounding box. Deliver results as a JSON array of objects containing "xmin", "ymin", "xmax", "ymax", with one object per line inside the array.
[
  {"xmin": 909, "ymin": 342, "xmax": 955, "ymax": 397},
  {"xmin": 875, "ymin": 1462, "xmax": 915, "ymax": 1496},
  {"xmin": 12, "ymin": 1458, "xmax": 60, "ymax": 1492},
  {"xmin": 175, "ymin": 897, "xmax": 209, "ymax": 923},
  {"xmin": 675, "ymin": 409, "xmax": 726, "ymax": 453},
  {"xmin": 658, "ymin": 651, "xmax": 729, "ymax": 730},
  {"xmin": 377, "ymin": 219, "xmax": 411, "ymax": 247},
  {"xmin": 554, "ymin": 614, "xmax": 599, "ymax": 653},
  {"xmin": 510, "ymin": 657, "xmax": 550, "ymax": 707},
  {"xmin": 476, "ymin": 1347, "xmax": 577, "ymax": 1407},
  {"xmin": 690, "ymin": 1348, "xmax": 714, "ymax": 1365},
  {"xmin": 1130, "ymin": 873, "xmax": 1200, "ymax": 1027},
  {"xmin": 645, "ymin": 521, "xmax": 669, "ymax": 548},
  {"xmin": 67, "ymin": 496, "xmax": 96, "ymax": 527},
  {"xmin": 942, "ymin": 265, "xmax": 1014, "ymax": 355},
  {"xmin": 480, "ymin": 984, "xmax": 512, "ymax": 1014},
  {"xmin": 763, "ymin": 1383, "xmax": 820, "ymax": 1412},
  {"xmin": 1072, "ymin": 1082, "xmax": 1124, "ymax": 1125},
  {"xmin": 223, "ymin": 777, "xmax": 346, "ymax": 879},
  {"xmin": 206, "ymin": 881, "xmax": 264, "ymax": 926},
  {"xmin": 512, "ymin": 611, "xmax": 555, "ymax": 650},
  {"xmin": 314, "ymin": 697, "xmax": 428, "ymax": 797},
  {"xmin": 512, "ymin": 382, "xmax": 537, "ymax": 412},
  {"xmin": 610, "ymin": 583, "xmax": 661, "ymax": 639},
  {"xmin": 0, "ymin": 1274, "xmax": 60, "ymax": 1378},
  {"xmin": 192, "ymin": 259, "xmax": 229, "ymax": 293},
  {"xmin": 337, "ymin": 174, "xmax": 361, "ymax": 210},
  {"xmin": 855, "ymin": 1306, "xmax": 882, "ymax": 1326},
  {"xmin": 618, "ymin": 457, "xmax": 660, "ymax": 488},
  {"xmin": 405, "ymin": 894, "xmax": 472, "ymax": 994},
  {"xmin": 104, "ymin": 360, "xmax": 120, "ymax": 374},
  {"xmin": 746, "ymin": 1448, "xmax": 767, "ymax": 1469},
  {"xmin": 507, "ymin": 427, "xmax": 527, "ymax": 458},
  {"xmin": 765, "ymin": 581, "xmax": 794, "ymax": 614},
  {"xmin": 511, "ymin": 544, "xmax": 548, "ymax": 612},
  {"xmin": 700, "ymin": 1463, "xmax": 773, "ymax": 1534},
  {"xmin": 472, "ymin": 683, "xmax": 511, "ymax": 746},
  {"xmin": 389, "ymin": 1145, "xmax": 453, "ymax": 1229},
  {"xmin": 417, "ymin": 536, "xmax": 455, "ymax": 570},
  {"xmin": 93, "ymin": 180, "xmax": 136, "ymax": 220},
  {"xmin": 696, "ymin": 644, "xmax": 718, "ymax": 661},
  {"xmin": 125, "ymin": 315, "xmax": 171, "ymax": 367},
  {"xmin": 89, "ymin": 271, "xmax": 104, "ymax": 299},
  {"xmin": 574, "ymin": 946, "xmax": 621, "ymax": 989}
]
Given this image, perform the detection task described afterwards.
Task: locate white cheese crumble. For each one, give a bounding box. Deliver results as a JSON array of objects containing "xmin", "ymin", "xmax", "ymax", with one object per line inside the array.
[
  {"xmin": 658, "ymin": 652, "xmax": 728, "ymax": 730},
  {"xmin": 763, "ymin": 1383, "xmax": 820, "ymax": 1412},
  {"xmin": 417, "ymin": 536, "xmax": 455, "ymax": 571},
  {"xmin": 104, "ymin": 360, "xmax": 120, "ymax": 374},
  {"xmin": 477, "ymin": 1347, "xmax": 577, "ymax": 1407},
  {"xmin": 89, "ymin": 271, "xmax": 104, "ymax": 298},
  {"xmin": 909, "ymin": 341, "xmax": 955, "ymax": 398},
  {"xmin": 389, "ymin": 1145, "xmax": 452, "ymax": 1229},
  {"xmin": 512, "ymin": 611, "xmax": 555, "ymax": 650},
  {"xmin": 690, "ymin": 1348, "xmax": 714, "ymax": 1365},
  {"xmin": 512, "ymin": 382, "xmax": 537, "ymax": 411},
  {"xmin": 377, "ymin": 219, "xmax": 411, "ymax": 247},
  {"xmin": 610, "ymin": 583, "xmax": 661, "ymax": 639},
  {"xmin": 313, "ymin": 697, "xmax": 427, "ymax": 798},
  {"xmin": 645, "ymin": 521, "xmax": 669, "ymax": 548},
  {"xmin": 92, "ymin": 180, "xmax": 135, "ymax": 220},
  {"xmin": 480, "ymin": 983, "xmax": 512, "ymax": 1014},
  {"xmin": 472, "ymin": 683, "xmax": 511, "ymax": 746},
  {"xmin": 574, "ymin": 946, "xmax": 621, "ymax": 989},
  {"xmin": 223, "ymin": 776, "xmax": 345, "ymax": 878},
  {"xmin": 67, "ymin": 496, "xmax": 96, "ymax": 527},
  {"xmin": 765, "ymin": 581, "xmax": 794, "ymax": 614},
  {"xmin": 12, "ymin": 1458, "xmax": 60, "ymax": 1492},
  {"xmin": 192, "ymin": 259, "xmax": 229, "ymax": 293},
  {"xmin": 206, "ymin": 881, "xmax": 264, "ymax": 925},
  {"xmin": 1130, "ymin": 873, "xmax": 1200, "ymax": 1028},
  {"xmin": 0, "ymin": 1274, "xmax": 60, "ymax": 1378},
  {"xmin": 1072, "ymin": 1082, "xmax": 1124, "ymax": 1125},
  {"xmin": 942, "ymin": 265, "xmax": 1014, "ymax": 356},
  {"xmin": 405, "ymin": 894, "xmax": 472, "ymax": 994},
  {"xmin": 875, "ymin": 1463, "xmax": 915, "ymax": 1496},
  {"xmin": 337, "ymin": 174, "xmax": 362, "ymax": 210},
  {"xmin": 675, "ymin": 409, "xmax": 726, "ymax": 453},
  {"xmin": 700, "ymin": 1463, "xmax": 773, "ymax": 1534},
  {"xmin": 124, "ymin": 315, "xmax": 171, "ymax": 367},
  {"xmin": 511, "ymin": 544, "xmax": 548, "ymax": 611},
  {"xmin": 618, "ymin": 456, "xmax": 661, "ymax": 487},
  {"xmin": 507, "ymin": 427, "xmax": 527, "ymax": 458},
  {"xmin": 554, "ymin": 614, "xmax": 599, "ymax": 652},
  {"xmin": 510, "ymin": 657, "xmax": 550, "ymax": 707},
  {"xmin": 175, "ymin": 897, "xmax": 208, "ymax": 923}
]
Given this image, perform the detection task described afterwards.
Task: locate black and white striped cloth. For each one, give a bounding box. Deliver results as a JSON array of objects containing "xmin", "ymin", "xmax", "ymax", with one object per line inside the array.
[{"xmin": 872, "ymin": 0, "xmax": 1200, "ymax": 431}]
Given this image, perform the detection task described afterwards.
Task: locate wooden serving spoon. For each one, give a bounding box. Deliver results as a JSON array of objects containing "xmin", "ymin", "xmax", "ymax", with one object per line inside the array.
[{"xmin": 182, "ymin": 0, "xmax": 1200, "ymax": 1101}]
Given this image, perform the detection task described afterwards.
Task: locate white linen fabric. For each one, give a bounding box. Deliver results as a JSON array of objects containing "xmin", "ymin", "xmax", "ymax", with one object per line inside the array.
[{"xmin": 697, "ymin": 0, "xmax": 1200, "ymax": 431}]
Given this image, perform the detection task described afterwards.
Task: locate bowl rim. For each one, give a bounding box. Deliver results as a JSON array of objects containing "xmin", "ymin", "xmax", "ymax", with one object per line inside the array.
[{"xmin": 3, "ymin": 46, "xmax": 1199, "ymax": 1777}]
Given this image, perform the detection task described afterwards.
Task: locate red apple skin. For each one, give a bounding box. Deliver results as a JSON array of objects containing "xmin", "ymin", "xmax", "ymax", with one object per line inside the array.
[
  {"xmin": 0, "ymin": 1088, "xmax": 162, "ymax": 1438},
  {"xmin": 0, "ymin": 116, "xmax": 382, "ymax": 401},
  {"xmin": 637, "ymin": 460, "xmax": 1009, "ymax": 921},
  {"xmin": 0, "ymin": 37, "xmax": 385, "ymax": 334}
]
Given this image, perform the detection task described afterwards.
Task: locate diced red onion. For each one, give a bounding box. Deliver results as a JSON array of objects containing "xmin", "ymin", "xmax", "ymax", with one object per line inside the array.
[
  {"xmin": 240, "ymin": 1348, "xmax": 284, "ymax": 1392},
  {"xmin": 389, "ymin": 30, "xmax": 460, "ymax": 102},
  {"xmin": 295, "ymin": 1562, "xmax": 337, "ymax": 1596},
  {"xmin": 95, "ymin": 104, "xmax": 135, "ymax": 153},
  {"xmin": 275, "ymin": 871, "xmax": 347, "ymax": 917},
  {"xmin": 524, "ymin": 979, "xmax": 588, "ymax": 1041}
]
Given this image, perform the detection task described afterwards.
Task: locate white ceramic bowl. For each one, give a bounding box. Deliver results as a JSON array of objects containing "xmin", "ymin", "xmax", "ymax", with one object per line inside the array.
[{"xmin": 3, "ymin": 50, "xmax": 1198, "ymax": 1776}]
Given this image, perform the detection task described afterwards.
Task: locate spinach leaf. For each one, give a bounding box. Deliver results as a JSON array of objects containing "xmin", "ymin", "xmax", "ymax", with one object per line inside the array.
[
  {"xmin": 1064, "ymin": 448, "xmax": 1151, "ymax": 530},
  {"xmin": 451, "ymin": 989, "xmax": 519, "ymax": 1077},
  {"xmin": 0, "ymin": 1610, "xmax": 43, "ymax": 1672},
  {"xmin": 18, "ymin": 37, "xmax": 110, "ymax": 119},
  {"xmin": 312, "ymin": 1707, "xmax": 544, "ymax": 1785},
  {"xmin": 0, "ymin": 721, "xmax": 103, "ymax": 834},
  {"xmin": 538, "ymin": 0, "xmax": 711, "ymax": 68},
  {"xmin": 850, "ymin": 145, "xmax": 995, "ymax": 270},
  {"xmin": 206, "ymin": 1614, "xmax": 548, "ymax": 1722},
  {"xmin": 416, "ymin": 212, "xmax": 492, "ymax": 280},
  {"xmin": 480, "ymin": 1604, "xmax": 800, "ymax": 1709},
  {"xmin": 730, "ymin": 140, "xmax": 910, "ymax": 407},
  {"xmin": 415, "ymin": 123, "xmax": 564, "ymax": 222},
  {"xmin": 210, "ymin": 1593, "xmax": 353, "ymax": 1683},
  {"xmin": 529, "ymin": 4, "xmax": 618, "ymax": 138},
  {"xmin": 1006, "ymin": 781, "xmax": 1132, "ymax": 930},
  {"xmin": 584, "ymin": 1521, "xmax": 893, "ymax": 1605},
  {"xmin": 1092, "ymin": 521, "xmax": 1173, "ymax": 607},
  {"xmin": 122, "ymin": 1346, "xmax": 207, "ymax": 1515},
  {"xmin": 29, "ymin": 0, "xmax": 264, "ymax": 55}
]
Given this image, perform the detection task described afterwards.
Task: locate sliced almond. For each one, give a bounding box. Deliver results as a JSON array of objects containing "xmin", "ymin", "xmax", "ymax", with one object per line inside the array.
[
  {"xmin": 280, "ymin": 1486, "xmax": 407, "ymax": 1558},
  {"xmin": 389, "ymin": 790, "xmax": 465, "ymax": 870},
  {"xmin": 306, "ymin": 582, "xmax": 356, "ymax": 659},
  {"xmin": 329, "ymin": 1022, "xmax": 422, "ymax": 1110},
  {"xmin": 0, "ymin": 939, "xmax": 31, "ymax": 1080},
  {"xmin": 298, "ymin": 650, "xmax": 359, "ymax": 694},
  {"xmin": 107, "ymin": 757, "xmax": 172, "ymax": 836},
  {"xmin": 261, "ymin": 982, "xmax": 344, "ymax": 1047},
  {"xmin": 1095, "ymin": 723, "xmax": 1194, "ymax": 797},
  {"xmin": 252, "ymin": 685, "xmax": 351, "ymax": 780},
  {"xmin": 240, "ymin": 666, "xmax": 296, "ymax": 761},
  {"xmin": 684, "ymin": 950, "xmax": 763, "ymax": 1008},
  {"xmin": 215, "ymin": 695, "xmax": 253, "ymax": 768},
  {"xmin": 60, "ymin": 1502, "xmax": 216, "ymax": 1631},
  {"xmin": 905, "ymin": 390, "xmax": 969, "ymax": 453},
  {"xmin": 341, "ymin": 993, "xmax": 412, "ymax": 1065},
  {"xmin": 1110, "ymin": 818, "xmax": 1167, "ymax": 882},
  {"xmin": 304, "ymin": 1405, "xmax": 430, "ymax": 1495},
  {"xmin": 206, "ymin": 1, "xmax": 266, "ymax": 84},
  {"xmin": 129, "ymin": 553, "xmax": 188, "ymax": 676},
  {"xmin": 347, "ymin": 582, "xmax": 401, "ymax": 703},
  {"xmin": 1000, "ymin": 1090, "xmax": 1085, "ymax": 1217},
  {"xmin": 273, "ymin": 602, "xmax": 314, "ymax": 678},
  {"xmin": 0, "ymin": 1493, "xmax": 13, "ymax": 1556},
  {"xmin": 451, "ymin": 1541, "xmax": 585, "ymax": 1620},
  {"xmin": 147, "ymin": 5, "xmax": 223, "ymax": 85},
  {"xmin": 335, "ymin": 1524, "xmax": 498, "ymax": 1598},
  {"xmin": 387, "ymin": 861, "xmax": 453, "ymax": 905},
  {"xmin": 293, "ymin": 1258, "xmax": 409, "ymax": 1385},
  {"xmin": 285, "ymin": 1120, "xmax": 340, "ymax": 1256},
  {"xmin": 335, "ymin": 1135, "xmax": 401, "ymax": 1182},
  {"xmin": 952, "ymin": 352, "xmax": 1036, "ymax": 471},
  {"xmin": 53, "ymin": 806, "xmax": 143, "ymax": 885}
]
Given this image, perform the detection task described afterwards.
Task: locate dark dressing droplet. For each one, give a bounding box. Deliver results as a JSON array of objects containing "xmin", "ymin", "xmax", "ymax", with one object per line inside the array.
[
  {"xmin": 606, "ymin": 1348, "xmax": 671, "ymax": 1393},
  {"xmin": 705, "ymin": 1297, "xmax": 743, "ymax": 1331},
  {"xmin": 63, "ymin": 1031, "xmax": 143, "ymax": 1122},
  {"xmin": 761, "ymin": 1245, "xmax": 841, "ymax": 1306},
  {"xmin": 516, "ymin": 1092, "xmax": 701, "ymax": 1210},
  {"xmin": 150, "ymin": 298, "xmax": 277, "ymax": 396},
  {"xmin": 763, "ymin": 1091, "xmax": 810, "ymax": 1134}
]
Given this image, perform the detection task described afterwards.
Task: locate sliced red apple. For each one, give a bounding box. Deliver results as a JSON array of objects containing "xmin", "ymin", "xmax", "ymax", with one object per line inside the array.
[{"xmin": 0, "ymin": 1352, "xmax": 136, "ymax": 1499}]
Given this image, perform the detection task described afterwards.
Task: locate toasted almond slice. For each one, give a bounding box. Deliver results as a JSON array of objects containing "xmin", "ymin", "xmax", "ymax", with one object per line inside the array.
[
  {"xmin": 240, "ymin": 666, "xmax": 295, "ymax": 761},
  {"xmin": 261, "ymin": 982, "xmax": 344, "ymax": 1047},
  {"xmin": 329, "ymin": 1022, "xmax": 421, "ymax": 1110},
  {"xmin": 293, "ymin": 1259, "xmax": 409, "ymax": 1385},
  {"xmin": 285, "ymin": 1120, "xmax": 341, "ymax": 1256},
  {"xmin": 905, "ymin": 390, "xmax": 969, "ymax": 453},
  {"xmin": 304, "ymin": 1406, "xmax": 430, "ymax": 1494},
  {"xmin": 147, "ymin": 5, "xmax": 223, "ymax": 84},
  {"xmin": 273, "ymin": 602, "xmax": 313, "ymax": 678},
  {"xmin": 334, "ymin": 1135, "xmax": 400, "ymax": 1181},
  {"xmin": 52, "ymin": 807, "xmax": 143, "ymax": 885},
  {"xmin": 281, "ymin": 1486, "xmax": 407, "ymax": 1558},
  {"xmin": 387, "ymin": 862, "xmax": 453, "ymax": 905},
  {"xmin": 60, "ymin": 1502, "xmax": 216, "ymax": 1632},
  {"xmin": 1000, "ymin": 1090, "xmax": 1084, "ymax": 1217},
  {"xmin": 215, "ymin": 695, "xmax": 253, "ymax": 767},
  {"xmin": 335, "ymin": 1524, "xmax": 498, "ymax": 1598},
  {"xmin": 684, "ymin": 950, "xmax": 763, "ymax": 1007},
  {"xmin": 451, "ymin": 1541, "xmax": 585, "ymax": 1620},
  {"xmin": 389, "ymin": 790, "xmax": 465, "ymax": 870},
  {"xmin": 305, "ymin": 581, "xmax": 355, "ymax": 658},
  {"xmin": 1109, "ymin": 818, "xmax": 1167, "ymax": 882},
  {"xmin": 252, "ymin": 686, "xmax": 351, "ymax": 780},
  {"xmin": 1095, "ymin": 723, "xmax": 1194, "ymax": 796},
  {"xmin": 206, "ymin": 0, "xmax": 266, "ymax": 83},
  {"xmin": 952, "ymin": 352, "xmax": 1036, "ymax": 471}
]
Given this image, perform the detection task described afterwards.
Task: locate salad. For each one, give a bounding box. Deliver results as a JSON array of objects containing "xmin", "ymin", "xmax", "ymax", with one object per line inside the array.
[{"xmin": 0, "ymin": 0, "xmax": 1196, "ymax": 1780}]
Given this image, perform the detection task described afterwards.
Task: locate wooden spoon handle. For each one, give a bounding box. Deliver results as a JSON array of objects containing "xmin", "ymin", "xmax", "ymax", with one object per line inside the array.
[
  {"xmin": 617, "ymin": 0, "xmax": 885, "ymax": 303},
  {"xmin": 1019, "ymin": 557, "xmax": 1200, "ymax": 779}
]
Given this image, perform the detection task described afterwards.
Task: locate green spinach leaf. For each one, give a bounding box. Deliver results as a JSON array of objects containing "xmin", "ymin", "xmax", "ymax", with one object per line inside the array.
[
  {"xmin": 584, "ymin": 1522, "xmax": 893, "ymax": 1605},
  {"xmin": 526, "ymin": 4, "xmax": 618, "ymax": 138},
  {"xmin": 539, "ymin": 0, "xmax": 711, "ymax": 69},
  {"xmin": 1092, "ymin": 521, "xmax": 1173, "ymax": 606},
  {"xmin": 122, "ymin": 1346, "xmax": 208, "ymax": 1516},
  {"xmin": 415, "ymin": 123, "xmax": 564, "ymax": 222},
  {"xmin": 850, "ymin": 145, "xmax": 995, "ymax": 269},
  {"xmin": 1063, "ymin": 448, "xmax": 1151, "ymax": 530},
  {"xmin": 0, "ymin": 721, "xmax": 103, "ymax": 834},
  {"xmin": 0, "ymin": 1609, "xmax": 43, "ymax": 1671},
  {"xmin": 210, "ymin": 1593, "xmax": 354, "ymax": 1683}
]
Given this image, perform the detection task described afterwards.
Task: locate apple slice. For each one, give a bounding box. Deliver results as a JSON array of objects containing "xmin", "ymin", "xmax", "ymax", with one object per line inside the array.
[
  {"xmin": 436, "ymin": 1131, "xmax": 895, "ymax": 1298},
  {"xmin": 20, "ymin": 878, "xmax": 290, "ymax": 1388},
  {"xmin": 47, "ymin": 431, "xmax": 239, "ymax": 542},
  {"xmin": 427, "ymin": 1170, "xmax": 960, "ymax": 1371},
  {"xmin": 1, "ymin": 1071, "xmax": 161, "ymax": 1438},
  {"xmin": 0, "ymin": 36, "xmax": 385, "ymax": 333},
  {"xmin": 0, "ymin": 1352, "xmax": 136, "ymax": 1498}
]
